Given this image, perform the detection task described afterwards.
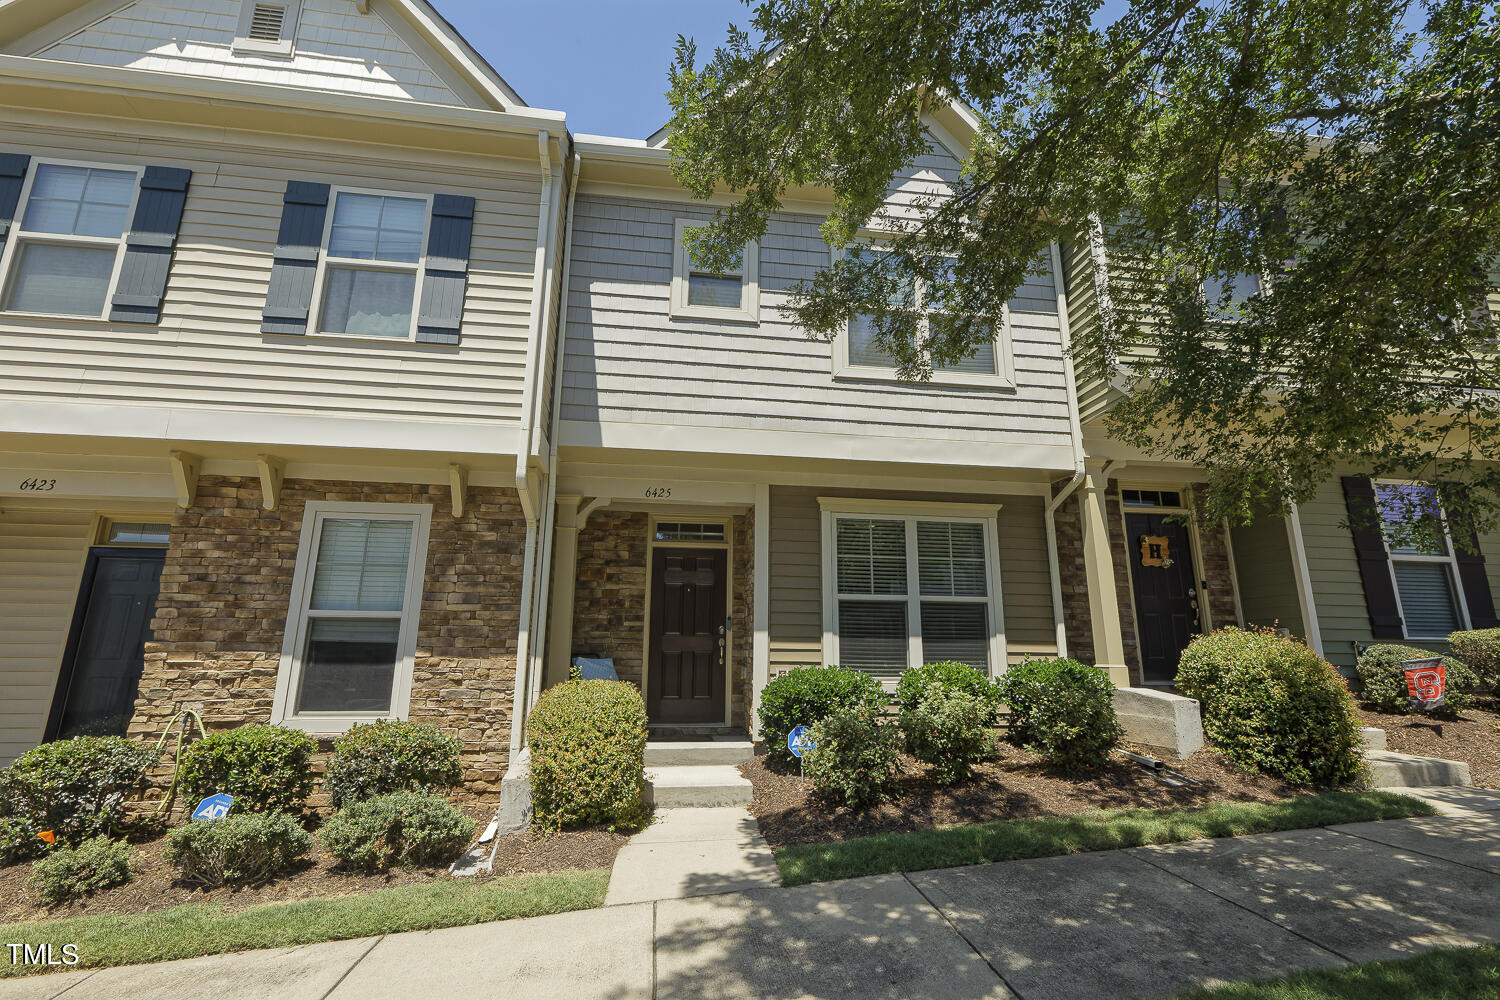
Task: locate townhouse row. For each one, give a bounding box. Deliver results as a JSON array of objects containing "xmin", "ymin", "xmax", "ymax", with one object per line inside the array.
[{"xmin": 1, "ymin": 0, "xmax": 1496, "ymax": 796}]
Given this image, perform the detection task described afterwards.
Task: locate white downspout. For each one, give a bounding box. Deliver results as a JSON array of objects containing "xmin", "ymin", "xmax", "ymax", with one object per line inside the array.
[
  {"xmin": 1045, "ymin": 240, "xmax": 1087, "ymax": 659},
  {"xmin": 1285, "ymin": 501, "xmax": 1325, "ymax": 655}
]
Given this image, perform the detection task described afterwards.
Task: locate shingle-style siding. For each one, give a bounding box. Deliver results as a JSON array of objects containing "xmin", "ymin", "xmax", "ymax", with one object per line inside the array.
[
  {"xmin": 561, "ymin": 193, "xmax": 1073, "ymax": 450},
  {"xmin": 0, "ymin": 117, "xmax": 542, "ymax": 430},
  {"xmin": 27, "ymin": 0, "xmax": 475, "ymax": 107},
  {"xmin": 880, "ymin": 133, "xmax": 961, "ymax": 226},
  {"xmin": 1230, "ymin": 515, "xmax": 1306, "ymax": 639}
]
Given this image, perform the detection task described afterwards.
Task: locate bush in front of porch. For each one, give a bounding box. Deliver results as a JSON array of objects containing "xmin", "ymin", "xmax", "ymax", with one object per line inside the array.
[
  {"xmin": 759, "ymin": 666, "xmax": 886, "ymax": 766},
  {"xmin": 1355, "ymin": 644, "xmax": 1480, "ymax": 716},
  {"xmin": 1448, "ymin": 628, "xmax": 1500, "ymax": 694},
  {"xmin": 527, "ymin": 679, "xmax": 648, "ymax": 833}
]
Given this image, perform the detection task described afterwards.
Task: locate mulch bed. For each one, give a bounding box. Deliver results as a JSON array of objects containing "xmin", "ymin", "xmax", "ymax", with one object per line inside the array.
[
  {"xmin": 745, "ymin": 741, "xmax": 1297, "ymax": 848},
  {"xmin": 1357, "ymin": 695, "xmax": 1500, "ymax": 789},
  {"xmin": 0, "ymin": 811, "xmax": 628, "ymax": 924}
]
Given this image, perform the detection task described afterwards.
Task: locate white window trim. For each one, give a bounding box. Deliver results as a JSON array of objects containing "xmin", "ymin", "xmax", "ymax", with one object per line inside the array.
[
  {"xmin": 270, "ymin": 500, "xmax": 433, "ymax": 733},
  {"xmin": 829, "ymin": 244, "xmax": 1016, "ymax": 388},
  {"xmin": 670, "ymin": 217, "xmax": 759, "ymax": 323},
  {"xmin": 307, "ymin": 186, "xmax": 433, "ymax": 343},
  {"xmin": 1374, "ymin": 481, "xmax": 1473, "ymax": 641},
  {"xmin": 0, "ymin": 157, "xmax": 143, "ymax": 323},
  {"xmin": 816, "ymin": 497, "xmax": 1007, "ymax": 683},
  {"xmin": 232, "ymin": 0, "xmax": 302, "ymax": 58}
]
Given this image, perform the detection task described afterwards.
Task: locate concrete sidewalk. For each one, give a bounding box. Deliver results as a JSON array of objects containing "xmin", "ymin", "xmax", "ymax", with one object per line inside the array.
[
  {"xmin": 604, "ymin": 806, "xmax": 781, "ymax": 905},
  {"xmin": 6, "ymin": 790, "xmax": 1500, "ymax": 1000}
]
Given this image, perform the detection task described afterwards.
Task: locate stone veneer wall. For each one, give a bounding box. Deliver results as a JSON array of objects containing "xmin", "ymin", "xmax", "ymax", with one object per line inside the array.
[
  {"xmin": 1190, "ymin": 484, "xmax": 1242, "ymax": 633},
  {"xmin": 128, "ymin": 476, "xmax": 525, "ymax": 801}
]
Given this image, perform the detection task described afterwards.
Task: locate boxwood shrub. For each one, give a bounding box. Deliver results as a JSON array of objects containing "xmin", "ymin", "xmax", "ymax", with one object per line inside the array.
[
  {"xmin": 28, "ymin": 836, "xmax": 132, "ymax": 904},
  {"xmin": 805, "ymin": 706, "xmax": 902, "ymax": 808},
  {"xmin": 1355, "ymin": 644, "xmax": 1479, "ymax": 715},
  {"xmin": 1448, "ymin": 628, "xmax": 1500, "ymax": 694},
  {"xmin": 320, "ymin": 791, "xmax": 475, "ymax": 871},
  {"xmin": 895, "ymin": 661, "xmax": 1003, "ymax": 723},
  {"xmin": 177, "ymin": 725, "xmax": 316, "ymax": 814},
  {"xmin": 323, "ymin": 721, "xmax": 464, "ymax": 806},
  {"xmin": 527, "ymin": 679, "xmax": 648, "ymax": 832},
  {"xmin": 996, "ymin": 658, "xmax": 1122, "ymax": 770},
  {"xmin": 759, "ymin": 666, "xmax": 887, "ymax": 767},
  {"xmin": 1, "ymin": 736, "xmax": 159, "ymax": 844},
  {"xmin": 165, "ymin": 811, "xmax": 313, "ymax": 887},
  {"xmin": 1177, "ymin": 627, "xmax": 1363, "ymax": 786},
  {"xmin": 900, "ymin": 683, "xmax": 994, "ymax": 784}
]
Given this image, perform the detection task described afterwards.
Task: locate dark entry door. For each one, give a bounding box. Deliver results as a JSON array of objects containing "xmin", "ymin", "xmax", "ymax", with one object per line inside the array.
[
  {"xmin": 49, "ymin": 549, "xmax": 164, "ymax": 739},
  {"xmin": 1126, "ymin": 513, "xmax": 1200, "ymax": 683},
  {"xmin": 647, "ymin": 548, "xmax": 728, "ymax": 724}
]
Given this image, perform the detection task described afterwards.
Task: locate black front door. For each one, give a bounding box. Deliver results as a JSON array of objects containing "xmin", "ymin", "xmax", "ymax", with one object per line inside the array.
[
  {"xmin": 48, "ymin": 549, "xmax": 164, "ymax": 739},
  {"xmin": 1126, "ymin": 513, "xmax": 1200, "ymax": 683},
  {"xmin": 647, "ymin": 548, "xmax": 727, "ymax": 724}
]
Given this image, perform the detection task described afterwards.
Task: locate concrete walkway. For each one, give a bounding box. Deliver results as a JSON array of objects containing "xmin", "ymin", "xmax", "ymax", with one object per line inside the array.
[
  {"xmin": 6, "ymin": 789, "xmax": 1500, "ymax": 1000},
  {"xmin": 604, "ymin": 806, "xmax": 781, "ymax": 905}
]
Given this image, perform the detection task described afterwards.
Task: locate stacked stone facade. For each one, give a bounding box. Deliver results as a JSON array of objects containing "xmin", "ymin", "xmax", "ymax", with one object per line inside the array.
[
  {"xmin": 128, "ymin": 476, "xmax": 526, "ymax": 800},
  {"xmin": 1053, "ymin": 478, "xmax": 1142, "ymax": 671}
]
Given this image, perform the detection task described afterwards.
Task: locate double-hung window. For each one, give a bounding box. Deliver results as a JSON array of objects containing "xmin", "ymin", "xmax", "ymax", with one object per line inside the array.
[
  {"xmin": 314, "ymin": 190, "xmax": 430, "ymax": 339},
  {"xmin": 1, "ymin": 162, "xmax": 140, "ymax": 318},
  {"xmin": 272, "ymin": 502, "xmax": 432, "ymax": 731},
  {"xmin": 819, "ymin": 499, "xmax": 1003, "ymax": 681},
  {"xmin": 670, "ymin": 218, "xmax": 759, "ymax": 322},
  {"xmin": 1375, "ymin": 482, "xmax": 1471, "ymax": 639}
]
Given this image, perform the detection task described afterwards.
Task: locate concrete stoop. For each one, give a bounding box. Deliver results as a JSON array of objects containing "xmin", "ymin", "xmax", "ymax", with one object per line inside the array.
[
  {"xmin": 645, "ymin": 764, "xmax": 754, "ymax": 808},
  {"xmin": 645, "ymin": 740, "xmax": 756, "ymax": 768},
  {"xmin": 1365, "ymin": 750, "xmax": 1472, "ymax": 789}
]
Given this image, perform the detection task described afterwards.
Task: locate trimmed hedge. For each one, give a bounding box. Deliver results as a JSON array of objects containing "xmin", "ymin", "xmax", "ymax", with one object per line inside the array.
[
  {"xmin": 1355, "ymin": 643, "xmax": 1479, "ymax": 715},
  {"xmin": 320, "ymin": 792, "xmax": 475, "ymax": 871},
  {"xmin": 165, "ymin": 812, "xmax": 313, "ymax": 888},
  {"xmin": 759, "ymin": 666, "xmax": 887, "ymax": 766},
  {"xmin": 29, "ymin": 837, "xmax": 132, "ymax": 904},
  {"xmin": 1449, "ymin": 628, "xmax": 1500, "ymax": 694},
  {"xmin": 901, "ymin": 683, "xmax": 994, "ymax": 784},
  {"xmin": 324, "ymin": 721, "xmax": 464, "ymax": 806},
  {"xmin": 1, "ymin": 737, "xmax": 159, "ymax": 845},
  {"xmin": 527, "ymin": 680, "xmax": 648, "ymax": 832},
  {"xmin": 1177, "ymin": 627, "xmax": 1363, "ymax": 785},
  {"xmin": 805, "ymin": 706, "xmax": 902, "ymax": 808},
  {"xmin": 177, "ymin": 725, "xmax": 316, "ymax": 815},
  {"xmin": 996, "ymin": 658, "xmax": 1121, "ymax": 770},
  {"xmin": 895, "ymin": 661, "xmax": 1003, "ymax": 723}
]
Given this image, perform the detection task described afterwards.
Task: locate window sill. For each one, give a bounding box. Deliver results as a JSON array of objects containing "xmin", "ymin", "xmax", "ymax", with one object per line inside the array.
[
  {"xmin": 272, "ymin": 714, "xmax": 403, "ymax": 736},
  {"xmin": 263, "ymin": 329, "xmax": 458, "ymax": 349},
  {"xmin": 831, "ymin": 363, "xmax": 1017, "ymax": 390},
  {"xmin": 669, "ymin": 303, "xmax": 759, "ymax": 325},
  {"xmin": 1, "ymin": 308, "xmax": 148, "ymax": 326},
  {"xmin": 232, "ymin": 37, "xmax": 295, "ymax": 58}
]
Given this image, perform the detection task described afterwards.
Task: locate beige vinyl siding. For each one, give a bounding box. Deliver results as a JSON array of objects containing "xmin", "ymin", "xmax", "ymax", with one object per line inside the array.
[
  {"xmin": 1229, "ymin": 516, "xmax": 1306, "ymax": 639},
  {"xmin": 0, "ymin": 119, "xmax": 542, "ymax": 430},
  {"xmin": 1297, "ymin": 477, "xmax": 1376, "ymax": 668},
  {"xmin": 766, "ymin": 486, "xmax": 1059, "ymax": 673},
  {"xmin": 28, "ymin": 0, "xmax": 475, "ymax": 107},
  {"xmin": 0, "ymin": 509, "xmax": 92, "ymax": 764},
  {"xmin": 562, "ymin": 195, "xmax": 1073, "ymax": 448},
  {"xmin": 1482, "ymin": 527, "xmax": 1500, "ymax": 614}
]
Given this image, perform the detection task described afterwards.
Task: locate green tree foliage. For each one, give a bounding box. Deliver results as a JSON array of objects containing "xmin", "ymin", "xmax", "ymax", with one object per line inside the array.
[{"xmin": 667, "ymin": 1, "xmax": 1500, "ymax": 538}]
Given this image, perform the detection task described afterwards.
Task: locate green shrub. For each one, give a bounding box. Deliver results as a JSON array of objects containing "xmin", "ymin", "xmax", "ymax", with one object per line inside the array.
[
  {"xmin": 324, "ymin": 721, "xmax": 464, "ymax": 806},
  {"xmin": 901, "ymin": 683, "xmax": 994, "ymax": 784},
  {"xmin": 895, "ymin": 661, "xmax": 1003, "ymax": 723},
  {"xmin": 1177, "ymin": 627, "xmax": 1363, "ymax": 786},
  {"xmin": 1449, "ymin": 628, "xmax": 1500, "ymax": 693},
  {"xmin": 996, "ymin": 657, "xmax": 1122, "ymax": 770},
  {"xmin": 1355, "ymin": 644, "xmax": 1479, "ymax": 715},
  {"xmin": 164, "ymin": 812, "xmax": 313, "ymax": 887},
  {"xmin": 0, "ymin": 814, "xmax": 45, "ymax": 867},
  {"xmin": 320, "ymin": 792, "xmax": 476, "ymax": 871},
  {"xmin": 177, "ymin": 725, "xmax": 316, "ymax": 814},
  {"xmin": 527, "ymin": 680, "xmax": 648, "ymax": 832},
  {"xmin": 2, "ymin": 737, "xmax": 159, "ymax": 843},
  {"xmin": 759, "ymin": 666, "xmax": 887, "ymax": 766},
  {"xmin": 28, "ymin": 837, "xmax": 132, "ymax": 904},
  {"xmin": 805, "ymin": 706, "xmax": 902, "ymax": 809}
]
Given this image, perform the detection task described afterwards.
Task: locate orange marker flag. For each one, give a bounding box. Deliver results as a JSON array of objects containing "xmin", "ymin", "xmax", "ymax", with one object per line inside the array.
[{"xmin": 38, "ymin": 830, "xmax": 56, "ymax": 845}]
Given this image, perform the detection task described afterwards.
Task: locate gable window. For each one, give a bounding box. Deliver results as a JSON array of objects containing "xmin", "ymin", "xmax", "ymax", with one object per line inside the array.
[
  {"xmin": 670, "ymin": 218, "xmax": 759, "ymax": 323},
  {"xmin": 314, "ymin": 190, "xmax": 431, "ymax": 339},
  {"xmin": 271, "ymin": 502, "xmax": 432, "ymax": 731},
  {"xmin": 0, "ymin": 162, "xmax": 139, "ymax": 319},
  {"xmin": 1376, "ymin": 482, "xmax": 1471, "ymax": 639},
  {"xmin": 819, "ymin": 499, "xmax": 1003, "ymax": 681},
  {"xmin": 233, "ymin": 0, "xmax": 302, "ymax": 57}
]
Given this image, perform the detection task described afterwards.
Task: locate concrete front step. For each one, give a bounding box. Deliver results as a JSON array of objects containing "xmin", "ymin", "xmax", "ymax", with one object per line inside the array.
[
  {"xmin": 645, "ymin": 740, "xmax": 755, "ymax": 767},
  {"xmin": 646, "ymin": 764, "xmax": 753, "ymax": 808},
  {"xmin": 1366, "ymin": 749, "xmax": 1472, "ymax": 788}
]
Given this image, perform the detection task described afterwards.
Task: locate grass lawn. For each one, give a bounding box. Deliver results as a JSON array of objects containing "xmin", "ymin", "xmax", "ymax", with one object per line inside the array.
[
  {"xmin": 775, "ymin": 791, "xmax": 1434, "ymax": 886},
  {"xmin": 0, "ymin": 868, "xmax": 609, "ymax": 979},
  {"xmin": 1156, "ymin": 943, "xmax": 1500, "ymax": 999}
]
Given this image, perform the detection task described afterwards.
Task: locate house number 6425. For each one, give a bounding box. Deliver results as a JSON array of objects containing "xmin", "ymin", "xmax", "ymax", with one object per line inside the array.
[
  {"xmin": 644, "ymin": 486, "xmax": 673, "ymax": 499},
  {"xmin": 19, "ymin": 477, "xmax": 56, "ymax": 492}
]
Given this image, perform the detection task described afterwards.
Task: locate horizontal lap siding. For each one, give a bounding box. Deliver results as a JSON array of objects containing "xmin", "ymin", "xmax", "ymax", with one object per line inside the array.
[
  {"xmin": 0, "ymin": 510, "xmax": 91, "ymax": 764},
  {"xmin": 0, "ymin": 123, "xmax": 541, "ymax": 427},
  {"xmin": 1230, "ymin": 516, "xmax": 1305, "ymax": 638},
  {"xmin": 1298, "ymin": 478, "xmax": 1372, "ymax": 668}
]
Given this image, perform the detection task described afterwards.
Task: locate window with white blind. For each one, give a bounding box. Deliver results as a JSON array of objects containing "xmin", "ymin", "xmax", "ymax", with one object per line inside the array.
[
  {"xmin": 271, "ymin": 502, "xmax": 432, "ymax": 730},
  {"xmin": 313, "ymin": 190, "xmax": 431, "ymax": 339},
  {"xmin": 1376, "ymin": 482, "xmax": 1471, "ymax": 639},
  {"xmin": 819, "ymin": 500, "xmax": 1003, "ymax": 681},
  {"xmin": 670, "ymin": 218, "xmax": 759, "ymax": 322}
]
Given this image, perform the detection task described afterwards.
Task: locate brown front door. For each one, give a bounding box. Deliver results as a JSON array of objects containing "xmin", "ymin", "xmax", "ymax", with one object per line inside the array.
[{"xmin": 647, "ymin": 547, "xmax": 727, "ymax": 724}]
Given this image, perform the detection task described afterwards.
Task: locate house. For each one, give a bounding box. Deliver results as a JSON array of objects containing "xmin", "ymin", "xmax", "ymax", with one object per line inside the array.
[{"xmin": 0, "ymin": 0, "xmax": 570, "ymax": 795}]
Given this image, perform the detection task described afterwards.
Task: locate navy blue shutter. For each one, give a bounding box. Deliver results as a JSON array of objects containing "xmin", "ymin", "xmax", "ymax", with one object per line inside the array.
[
  {"xmin": 415, "ymin": 193, "xmax": 475, "ymax": 345},
  {"xmin": 262, "ymin": 180, "xmax": 331, "ymax": 335},
  {"xmin": 0, "ymin": 153, "xmax": 31, "ymax": 260},
  {"xmin": 109, "ymin": 166, "xmax": 192, "ymax": 324},
  {"xmin": 1341, "ymin": 475, "xmax": 1405, "ymax": 639}
]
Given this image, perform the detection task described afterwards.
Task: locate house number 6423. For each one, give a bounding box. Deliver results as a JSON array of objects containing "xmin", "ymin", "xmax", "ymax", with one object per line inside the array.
[
  {"xmin": 644, "ymin": 486, "xmax": 673, "ymax": 499},
  {"xmin": 19, "ymin": 477, "xmax": 56, "ymax": 492}
]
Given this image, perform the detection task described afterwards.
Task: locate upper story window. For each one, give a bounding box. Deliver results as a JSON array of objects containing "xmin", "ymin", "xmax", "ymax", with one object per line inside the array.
[
  {"xmin": 233, "ymin": 0, "xmax": 302, "ymax": 57},
  {"xmin": 1376, "ymin": 482, "xmax": 1472, "ymax": 639},
  {"xmin": 314, "ymin": 190, "xmax": 431, "ymax": 339},
  {"xmin": 0, "ymin": 162, "xmax": 140, "ymax": 319},
  {"xmin": 671, "ymin": 218, "xmax": 759, "ymax": 323},
  {"xmin": 1201, "ymin": 270, "xmax": 1262, "ymax": 318}
]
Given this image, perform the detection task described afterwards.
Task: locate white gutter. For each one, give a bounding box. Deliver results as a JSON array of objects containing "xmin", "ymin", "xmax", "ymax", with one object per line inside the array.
[{"xmin": 1044, "ymin": 241, "xmax": 1088, "ymax": 659}]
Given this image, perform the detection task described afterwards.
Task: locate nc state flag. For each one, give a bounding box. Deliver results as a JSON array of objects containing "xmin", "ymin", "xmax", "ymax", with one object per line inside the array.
[{"xmin": 1404, "ymin": 658, "xmax": 1446, "ymax": 712}]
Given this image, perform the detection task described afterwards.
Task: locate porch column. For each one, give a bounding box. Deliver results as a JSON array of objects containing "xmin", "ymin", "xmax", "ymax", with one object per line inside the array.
[
  {"xmin": 545, "ymin": 494, "xmax": 583, "ymax": 690},
  {"xmin": 751, "ymin": 484, "xmax": 770, "ymax": 740},
  {"xmin": 1079, "ymin": 461, "xmax": 1131, "ymax": 686}
]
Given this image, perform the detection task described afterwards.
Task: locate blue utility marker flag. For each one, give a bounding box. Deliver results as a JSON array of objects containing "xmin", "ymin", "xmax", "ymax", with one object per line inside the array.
[{"xmin": 192, "ymin": 793, "xmax": 234, "ymax": 822}]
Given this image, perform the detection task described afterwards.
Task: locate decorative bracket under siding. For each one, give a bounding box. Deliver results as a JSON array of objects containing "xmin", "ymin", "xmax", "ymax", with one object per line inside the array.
[
  {"xmin": 449, "ymin": 463, "xmax": 469, "ymax": 518},
  {"xmin": 169, "ymin": 450, "xmax": 201, "ymax": 508},
  {"xmin": 257, "ymin": 454, "xmax": 286, "ymax": 510}
]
